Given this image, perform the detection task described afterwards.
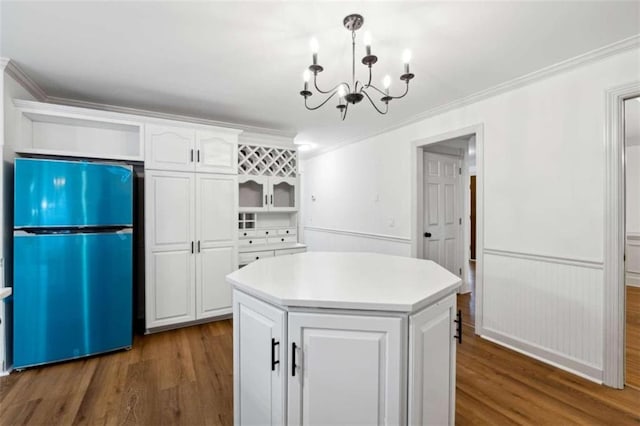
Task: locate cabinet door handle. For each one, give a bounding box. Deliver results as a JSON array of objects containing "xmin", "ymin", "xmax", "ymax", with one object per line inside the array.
[
  {"xmin": 271, "ymin": 338, "xmax": 280, "ymax": 371},
  {"xmin": 197, "ymin": 240, "xmax": 201, "ymax": 253},
  {"xmin": 190, "ymin": 149, "xmax": 194, "ymax": 162},
  {"xmin": 191, "ymin": 241, "xmax": 194, "ymax": 254},
  {"xmin": 265, "ymin": 195, "xmax": 268, "ymax": 206},
  {"xmin": 197, "ymin": 149, "xmax": 201, "ymax": 162},
  {"xmin": 270, "ymin": 194, "xmax": 273, "ymax": 205},
  {"xmin": 291, "ymin": 342, "xmax": 297, "ymax": 376},
  {"xmin": 454, "ymin": 309, "xmax": 462, "ymax": 344}
]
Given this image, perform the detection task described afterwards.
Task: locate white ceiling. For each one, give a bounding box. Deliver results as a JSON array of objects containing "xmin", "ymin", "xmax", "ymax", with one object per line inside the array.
[{"xmin": 2, "ymin": 1, "xmax": 639, "ymax": 151}]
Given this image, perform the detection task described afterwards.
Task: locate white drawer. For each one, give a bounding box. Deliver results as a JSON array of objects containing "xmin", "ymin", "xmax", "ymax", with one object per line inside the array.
[
  {"xmin": 239, "ymin": 250, "xmax": 275, "ymax": 264},
  {"xmin": 256, "ymin": 229, "xmax": 278, "ymax": 238},
  {"xmin": 268, "ymin": 235, "xmax": 297, "ymax": 244},
  {"xmin": 238, "ymin": 229, "xmax": 256, "ymax": 239},
  {"xmin": 277, "ymin": 228, "xmax": 296, "ymax": 236},
  {"xmin": 239, "ymin": 237, "xmax": 267, "ymax": 247},
  {"xmin": 274, "ymin": 248, "xmax": 306, "ymax": 256}
]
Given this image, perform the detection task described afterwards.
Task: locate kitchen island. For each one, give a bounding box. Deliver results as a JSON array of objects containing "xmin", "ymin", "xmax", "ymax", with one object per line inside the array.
[{"xmin": 227, "ymin": 252, "xmax": 461, "ymax": 426}]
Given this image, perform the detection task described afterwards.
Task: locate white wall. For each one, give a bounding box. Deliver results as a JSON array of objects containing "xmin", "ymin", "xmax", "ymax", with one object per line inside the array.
[
  {"xmin": 302, "ymin": 47, "xmax": 640, "ymax": 382},
  {"xmin": 627, "ymin": 144, "xmax": 640, "ymax": 286}
]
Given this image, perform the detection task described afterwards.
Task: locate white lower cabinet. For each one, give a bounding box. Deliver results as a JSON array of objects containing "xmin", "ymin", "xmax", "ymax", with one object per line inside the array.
[
  {"xmin": 146, "ymin": 170, "xmax": 237, "ymax": 331},
  {"xmin": 409, "ymin": 293, "xmax": 457, "ymax": 425},
  {"xmin": 288, "ymin": 312, "xmax": 404, "ymax": 425},
  {"xmin": 233, "ymin": 289, "xmax": 457, "ymax": 426},
  {"xmin": 233, "ymin": 290, "xmax": 286, "ymax": 426}
]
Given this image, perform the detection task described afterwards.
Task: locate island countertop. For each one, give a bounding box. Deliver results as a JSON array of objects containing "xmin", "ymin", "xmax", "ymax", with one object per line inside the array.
[{"xmin": 226, "ymin": 251, "xmax": 461, "ymax": 313}]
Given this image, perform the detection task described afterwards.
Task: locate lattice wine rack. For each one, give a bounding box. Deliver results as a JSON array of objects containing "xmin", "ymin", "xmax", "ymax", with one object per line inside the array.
[{"xmin": 238, "ymin": 144, "xmax": 297, "ymax": 177}]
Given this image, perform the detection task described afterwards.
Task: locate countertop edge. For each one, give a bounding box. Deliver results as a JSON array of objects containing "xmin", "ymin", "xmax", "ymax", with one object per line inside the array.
[{"xmin": 227, "ymin": 276, "xmax": 462, "ymax": 314}]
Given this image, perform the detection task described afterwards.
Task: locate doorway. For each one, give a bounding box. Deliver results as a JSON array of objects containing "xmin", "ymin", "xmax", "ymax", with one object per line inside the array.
[
  {"xmin": 412, "ymin": 124, "xmax": 483, "ymax": 333},
  {"xmin": 624, "ymin": 96, "xmax": 640, "ymax": 389}
]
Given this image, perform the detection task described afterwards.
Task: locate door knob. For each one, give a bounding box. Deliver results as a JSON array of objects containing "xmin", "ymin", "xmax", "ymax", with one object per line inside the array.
[{"xmin": 424, "ymin": 232, "xmax": 432, "ymax": 238}]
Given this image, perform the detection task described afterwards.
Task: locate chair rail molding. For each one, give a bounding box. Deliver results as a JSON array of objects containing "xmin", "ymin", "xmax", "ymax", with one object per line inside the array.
[
  {"xmin": 303, "ymin": 225, "xmax": 411, "ymax": 244},
  {"xmin": 603, "ymin": 80, "xmax": 640, "ymax": 388}
]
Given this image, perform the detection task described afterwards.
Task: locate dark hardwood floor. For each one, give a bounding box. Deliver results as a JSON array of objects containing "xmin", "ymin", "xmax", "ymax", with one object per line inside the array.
[{"xmin": 1, "ymin": 269, "xmax": 639, "ymax": 425}]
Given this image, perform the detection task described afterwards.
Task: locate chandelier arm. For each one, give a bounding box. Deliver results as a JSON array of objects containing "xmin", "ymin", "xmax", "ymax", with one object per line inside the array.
[
  {"xmin": 313, "ymin": 73, "xmax": 351, "ymax": 95},
  {"xmin": 362, "ymin": 89, "xmax": 388, "ymax": 115},
  {"xmin": 362, "ymin": 66, "xmax": 373, "ymax": 90},
  {"xmin": 304, "ymin": 91, "xmax": 339, "ymax": 111},
  {"xmin": 391, "ymin": 81, "xmax": 410, "ymax": 99},
  {"xmin": 341, "ymin": 103, "xmax": 349, "ymax": 121},
  {"xmin": 364, "ymin": 83, "xmax": 387, "ymax": 97}
]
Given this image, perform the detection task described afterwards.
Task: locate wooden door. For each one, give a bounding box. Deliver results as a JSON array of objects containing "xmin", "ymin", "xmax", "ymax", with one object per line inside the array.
[
  {"xmin": 233, "ymin": 290, "xmax": 286, "ymax": 426},
  {"xmin": 423, "ymin": 152, "xmax": 461, "ymax": 276},
  {"xmin": 195, "ymin": 130, "xmax": 238, "ymax": 174},
  {"xmin": 408, "ymin": 294, "xmax": 457, "ymax": 426},
  {"xmin": 145, "ymin": 171, "xmax": 196, "ymax": 328},
  {"xmin": 195, "ymin": 174, "xmax": 238, "ymax": 319},
  {"xmin": 288, "ymin": 312, "xmax": 404, "ymax": 425},
  {"xmin": 145, "ymin": 125, "xmax": 195, "ymax": 172}
]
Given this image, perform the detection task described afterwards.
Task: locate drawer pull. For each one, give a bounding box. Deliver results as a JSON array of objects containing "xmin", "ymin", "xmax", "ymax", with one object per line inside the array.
[
  {"xmin": 271, "ymin": 338, "xmax": 280, "ymax": 371},
  {"xmin": 292, "ymin": 342, "xmax": 297, "ymax": 376}
]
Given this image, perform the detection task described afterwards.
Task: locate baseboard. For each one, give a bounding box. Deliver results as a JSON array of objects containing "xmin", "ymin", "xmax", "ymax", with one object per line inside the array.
[{"xmin": 480, "ymin": 327, "xmax": 603, "ymax": 384}]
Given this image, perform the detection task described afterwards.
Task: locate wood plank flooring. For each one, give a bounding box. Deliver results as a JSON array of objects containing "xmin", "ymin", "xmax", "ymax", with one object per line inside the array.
[
  {"xmin": 627, "ymin": 285, "xmax": 640, "ymax": 389},
  {"xmin": 1, "ymin": 282, "xmax": 639, "ymax": 424}
]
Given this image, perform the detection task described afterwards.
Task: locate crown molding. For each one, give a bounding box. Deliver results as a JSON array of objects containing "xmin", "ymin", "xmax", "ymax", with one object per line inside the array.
[
  {"xmin": 305, "ymin": 34, "xmax": 640, "ymax": 161},
  {"xmin": 0, "ymin": 57, "xmax": 47, "ymax": 101},
  {"xmin": 46, "ymin": 95, "xmax": 297, "ymax": 139},
  {"xmin": 0, "ymin": 56, "xmax": 295, "ymax": 139}
]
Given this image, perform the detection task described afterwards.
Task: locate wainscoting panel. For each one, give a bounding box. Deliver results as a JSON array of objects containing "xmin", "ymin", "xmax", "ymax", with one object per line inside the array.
[
  {"xmin": 303, "ymin": 226, "xmax": 412, "ymax": 257},
  {"xmin": 482, "ymin": 250, "xmax": 604, "ymax": 380},
  {"xmin": 627, "ymin": 233, "xmax": 640, "ymax": 287}
]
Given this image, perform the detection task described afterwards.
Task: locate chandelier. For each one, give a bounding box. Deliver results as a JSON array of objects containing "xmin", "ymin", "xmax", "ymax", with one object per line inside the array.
[{"xmin": 299, "ymin": 13, "xmax": 415, "ymax": 120}]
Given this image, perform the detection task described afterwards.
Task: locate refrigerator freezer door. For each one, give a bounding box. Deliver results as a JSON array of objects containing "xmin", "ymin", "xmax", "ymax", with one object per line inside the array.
[
  {"xmin": 14, "ymin": 158, "xmax": 133, "ymax": 228},
  {"xmin": 13, "ymin": 231, "xmax": 133, "ymax": 368}
]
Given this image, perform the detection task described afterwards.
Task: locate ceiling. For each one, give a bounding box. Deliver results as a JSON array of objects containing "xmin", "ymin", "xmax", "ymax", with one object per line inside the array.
[{"xmin": 2, "ymin": 1, "xmax": 639, "ymax": 152}]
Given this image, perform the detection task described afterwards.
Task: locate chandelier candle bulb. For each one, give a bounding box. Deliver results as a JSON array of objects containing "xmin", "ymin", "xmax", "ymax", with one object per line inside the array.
[
  {"xmin": 310, "ymin": 37, "xmax": 319, "ymax": 65},
  {"xmin": 364, "ymin": 31, "xmax": 372, "ymax": 56},
  {"xmin": 403, "ymin": 49, "xmax": 412, "ymax": 74},
  {"xmin": 303, "ymin": 70, "xmax": 310, "ymax": 91}
]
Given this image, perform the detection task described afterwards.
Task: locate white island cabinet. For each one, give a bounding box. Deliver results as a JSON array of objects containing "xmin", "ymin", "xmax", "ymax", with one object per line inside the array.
[{"xmin": 227, "ymin": 252, "xmax": 462, "ymax": 426}]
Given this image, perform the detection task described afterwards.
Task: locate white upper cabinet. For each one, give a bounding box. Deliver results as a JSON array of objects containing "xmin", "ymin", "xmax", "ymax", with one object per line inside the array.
[
  {"xmin": 145, "ymin": 124, "xmax": 240, "ymax": 173},
  {"xmin": 239, "ymin": 175, "xmax": 270, "ymax": 212},
  {"xmin": 196, "ymin": 130, "xmax": 238, "ymax": 174},
  {"xmin": 269, "ymin": 177, "xmax": 297, "ymax": 212},
  {"xmin": 145, "ymin": 125, "xmax": 196, "ymax": 172}
]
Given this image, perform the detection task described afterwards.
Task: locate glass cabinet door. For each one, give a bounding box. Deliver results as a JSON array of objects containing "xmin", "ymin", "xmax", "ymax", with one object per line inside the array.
[
  {"xmin": 239, "ymin": 176, "xmax": 269, "ymax": 212},
  {"xmin": 269, "ymin": 177, "xmax": 297, "ymax": 211}
]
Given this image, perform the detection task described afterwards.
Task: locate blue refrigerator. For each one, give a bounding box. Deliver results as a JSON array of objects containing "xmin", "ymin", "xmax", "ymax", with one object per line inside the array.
[{"xmin": 13, "ymin": 158, "xmax": 133, "ymax": 368}]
